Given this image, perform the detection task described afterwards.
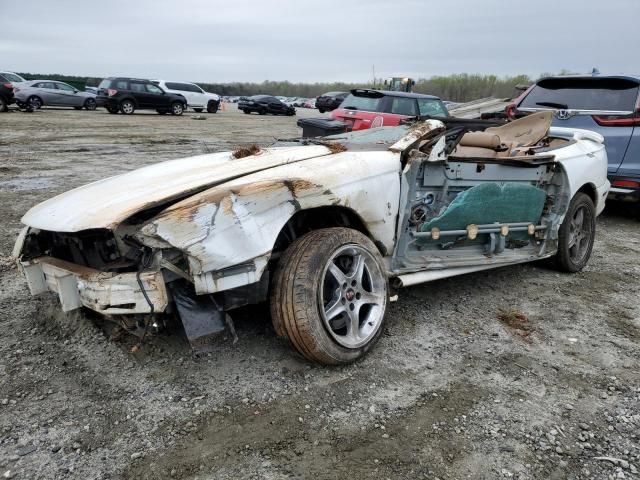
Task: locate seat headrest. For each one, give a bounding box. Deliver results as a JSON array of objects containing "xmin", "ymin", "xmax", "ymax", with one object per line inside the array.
[{"xmin": 459, "ymin": 132, "xmax": 501, "ymax": 149}]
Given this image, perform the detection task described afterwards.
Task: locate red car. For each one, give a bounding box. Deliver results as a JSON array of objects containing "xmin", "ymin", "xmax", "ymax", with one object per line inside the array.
[{"xmin": 331, "ymin": 89, "xmax": 448, "ymax": 131}]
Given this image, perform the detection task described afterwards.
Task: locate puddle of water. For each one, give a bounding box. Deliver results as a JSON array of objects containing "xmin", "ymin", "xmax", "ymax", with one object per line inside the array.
[{"xmin": 0, "ymin": 177, "xmax": 56, "ymax": 191}]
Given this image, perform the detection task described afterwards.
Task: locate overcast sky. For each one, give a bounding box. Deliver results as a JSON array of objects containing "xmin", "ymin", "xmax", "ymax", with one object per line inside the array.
[{"xmin": 1, "ymin": 0, "xmax": 638, "ymax": 83}]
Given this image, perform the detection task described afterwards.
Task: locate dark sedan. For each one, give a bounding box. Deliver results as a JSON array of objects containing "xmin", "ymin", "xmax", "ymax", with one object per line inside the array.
[
  {"xmin": 238, "ymin": 95, "xmax": 295, "ymax": 116},
  {"xmin": 316, "ymin": 91, "xmax": 348, "ymax": 113},
  {"xmin": 0, "ymin": 82, "xmax": 15, "ymax": 112}
]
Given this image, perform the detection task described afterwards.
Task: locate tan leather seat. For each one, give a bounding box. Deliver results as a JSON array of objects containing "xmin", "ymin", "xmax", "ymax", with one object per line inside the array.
[
  {"xmin": 485, "ymin": 111, "xmax": 553, "ymax": 148},
  {"xmin": 453, "ymin": 111, "xmax": 553, "ymax": 158}
]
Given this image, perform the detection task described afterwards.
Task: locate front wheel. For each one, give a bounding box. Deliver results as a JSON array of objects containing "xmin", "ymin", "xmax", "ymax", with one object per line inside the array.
[
  {"xmin": 270, "ymin": 228, "xmax": 388, "ymax": 365},
  {"xmin": 258, "ymin": 108, "xmax": 266, "ymax": 115},
  {"xmin": 171, "ymin": 102, "xmax": 184, "ymax": 115},
  {"xmin": 242, "ymin": 109, "xmax": 250, "ymax": 114},
  {"xmin": 193, "ymin": 108, "xmax": 203, "ymax": 113},
  {"xmin": 554, "ymin": 192, "xmax": 596, "ymax": 272},
  {"xmin": 0, "ymin": 96, "xmax": 7, "ymax": 112},
  {"xmin": 207, "ymin": 101, "xmax": 218, "ymax": 113},
  {"xmin": 84, "ymin": 98, "xmax": 97, "ymax": 110},
  {"xmin": 318, "ymin": 109, "xmax": 325, "ymax": 113},
  {"xmin": 106, "ymin": 106, "xmax": 119, "ymax": 114}
]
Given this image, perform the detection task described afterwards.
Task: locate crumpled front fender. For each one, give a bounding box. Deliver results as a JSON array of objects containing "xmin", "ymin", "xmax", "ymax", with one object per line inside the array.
[{"xmin": 139, "ymin": 151, "xmax": 401, "ymax": 295}]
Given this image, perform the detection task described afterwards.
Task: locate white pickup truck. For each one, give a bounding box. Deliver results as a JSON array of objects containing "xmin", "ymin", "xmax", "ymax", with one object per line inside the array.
[{"xmin": 14, "ymin": 112, "xmax": 609, "ymax": 364}]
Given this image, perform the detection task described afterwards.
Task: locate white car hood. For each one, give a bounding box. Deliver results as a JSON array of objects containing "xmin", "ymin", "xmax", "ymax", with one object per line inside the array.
[{"xmin": 22, "ymin": 145, "xmax": 332, "ymax": 232}]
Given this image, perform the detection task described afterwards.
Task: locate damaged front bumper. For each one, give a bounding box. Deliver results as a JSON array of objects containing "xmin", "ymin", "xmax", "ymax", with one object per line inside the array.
[{"xmin": 19, "ymin": 256, "xmax": 168, "ymax": 314}]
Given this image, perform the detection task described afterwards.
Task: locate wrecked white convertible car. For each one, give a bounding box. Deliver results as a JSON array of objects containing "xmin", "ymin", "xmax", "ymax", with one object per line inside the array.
[{"xmin": 14, "ymin": 112, "xmax": 609, "ymax": 364}]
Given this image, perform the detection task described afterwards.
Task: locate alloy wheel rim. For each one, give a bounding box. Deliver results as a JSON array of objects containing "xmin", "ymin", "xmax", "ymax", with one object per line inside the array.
[
  {"xmin": 319, "ymin": 244, "xmax": 386, "ymax": 348},
  {"xmin": 568, "ymin": 205, "xmax": 591, "ymax": 263},
  {"xmin": 173, "ymin": 104, "xmax": 182, "ymax": 114},
  {"xmin": 123, "ymin": 102, "xmax": 133, "ymax": 113}
]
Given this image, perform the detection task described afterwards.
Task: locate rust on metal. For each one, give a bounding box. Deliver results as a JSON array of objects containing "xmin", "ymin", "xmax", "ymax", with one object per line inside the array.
[
  {"xmin": 232, "ymin": 144, "xmax": 261, "ymax": 159},
  {"xmin": 324, "ymin": 142, "xmax": 347, "ymax": 154}
]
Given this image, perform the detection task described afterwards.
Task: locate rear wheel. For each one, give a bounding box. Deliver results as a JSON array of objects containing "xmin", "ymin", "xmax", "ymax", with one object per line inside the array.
[
  {"xmin": 84, "ymin": 98, "xmax": 97, "ymax": 110},
  {"xmin": 27, "ymin": 96, "xmax": 42, "ymax": 110},
  {"xmin": 318, "ymin": 109, "xmax": 325, "ymax": 113},
  {"xmin": 555, "ymin": 192, "xmax": 596, "ymax": 272},
  {"xmin": 193, "ymin": 108, "xmax": 203, "ymax": 113},
  {"xmin": 170, "ymin": 102, "xmax": 184, "ymax": 116},
  {"xmin": 242, "ymin": 109, "xmax": 250, "ymax": 114},
  {"xmin": 156, "ymin": 109, "xmax": 168, "ymax": 115},
  {"xmin": 120, "ymin": 99, "xmax": 135, "ymax": 114},
  {"xmin": 106, "ymin": 106, "xmax": 119, "ymax": 114},
  {"xmin": 270, "ymin": 228, "xmax": 388, "ymax": 365},
  {"xmin": 259, "ymin": 108, "xmax": 266, "ymax": 115},
  {"xmin": 73, "ymin": 106, "xmax": 82, "ymax": 110},
  {"xmin": 0, "ymin": 96, "xmax": 7, "ymax": 112}
]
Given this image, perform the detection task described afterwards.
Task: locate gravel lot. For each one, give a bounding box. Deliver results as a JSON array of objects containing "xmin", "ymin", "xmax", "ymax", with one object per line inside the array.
[{"xmin": 0, "ymin": 107, "xmax": 639, "ymax": 480}]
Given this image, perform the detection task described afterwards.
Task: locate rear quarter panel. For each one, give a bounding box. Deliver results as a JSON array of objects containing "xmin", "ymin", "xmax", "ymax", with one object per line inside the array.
[{"xmin": 549, "ymin": 127, "xmax": 609, "ymax": 215}]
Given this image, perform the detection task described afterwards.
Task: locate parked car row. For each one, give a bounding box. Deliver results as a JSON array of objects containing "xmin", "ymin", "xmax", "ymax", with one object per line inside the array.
[{"xmin": 0, "ymin": 70, "xmax": 221, "ymax": 116}]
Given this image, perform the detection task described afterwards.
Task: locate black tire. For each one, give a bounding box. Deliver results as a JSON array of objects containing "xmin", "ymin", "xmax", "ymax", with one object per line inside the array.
[
  {"xmin": 27, "ymin": 96, "xmax": 42, "ymax": 110},
  {"xmin": 242, "ymin": 109, "xmax": 250, "ymax": 114},
  {"xmin": 73, "ymin": 106, "xmax": 82, "ymax": 110},
  {"xmin": 119, "ymin": 99, "xmax": 135, "ymax": 114},
  {"xmin": 270, "ymin": 228, "xmax": 388, "ymax": 365},
  {"xmin": 193, "ymin": 108, "xmax": 203, "ymax": 113},
  {"xmin": 207, "ymin": 101, "xmax": 218, "ymax": 113},
  {"xmin": 554, "ymin": 192, "xmax": 596, "ymax": 272},
  {"xmin": 0, "ymin": 96, "xmax": 8, "ymax": 112},
  {"xmin": 84, "ymin": 98, "xmax": 97, "ymax": 111},
  {"xmin": 107, "ymin": 106, "xmax": 119, "ymax": 114},
  {"xmin": 258, "ymin": 108, "xmax": 267, "ymax": 115},
  {"xmin": 318, "ymin": 109, "xmax": 325, "ymax": 113},
  {"xmin": 170, "ymin": 102, "xmax": 184, "ymax": 116},
  {"xmin": 156, "ymin": 109, "xmax": 168, "ymax": 115},
  {"xmin": 287, "ymin": 111, "xmax": 295, "ymax": 116}
]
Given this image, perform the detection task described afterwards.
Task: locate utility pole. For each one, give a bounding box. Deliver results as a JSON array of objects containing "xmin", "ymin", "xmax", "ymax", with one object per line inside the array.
[{"xmin": 372, "ymin": 65, "xmax": 376, "ymax": 87}]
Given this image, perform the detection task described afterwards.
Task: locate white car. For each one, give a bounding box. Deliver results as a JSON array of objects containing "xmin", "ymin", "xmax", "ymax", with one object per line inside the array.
[
  {"xmin": 152, "ymin": 80, "xmax": 221, "ymax": 113},
  {"xmin": 0, "ymin": 70, "xmax": 26, "ymax": 84},
  {"xmin": 14, "ymin": 112, "xmax": 609, "ymax": 364}
]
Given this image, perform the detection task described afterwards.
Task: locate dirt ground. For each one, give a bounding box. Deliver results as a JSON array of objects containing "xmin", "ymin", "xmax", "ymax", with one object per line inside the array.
[{"xmin": 0, "ymin": 107, "xmax": 639, "ymax": 480}]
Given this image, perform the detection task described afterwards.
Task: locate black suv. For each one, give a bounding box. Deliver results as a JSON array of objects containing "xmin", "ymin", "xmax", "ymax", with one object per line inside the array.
[
  {"xmin": 0, "ymin": 82, "xmax": 15, "ymax": 112},
  {"xmin": 316, "ymin": 91, "xmax": 348, "ymax": 113},
  {"xmin": 238, "ymin": 95, "xmax": 295, "ymax": 116},
  {"xmin": 96, "ymin": 77, "xmax": 187, "ymax": 115}
]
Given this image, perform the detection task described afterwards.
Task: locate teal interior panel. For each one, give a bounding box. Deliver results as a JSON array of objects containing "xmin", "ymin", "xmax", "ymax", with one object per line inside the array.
[{"xmin": 419, "ymin": 182, "xmax": 546, "ymax": 241}]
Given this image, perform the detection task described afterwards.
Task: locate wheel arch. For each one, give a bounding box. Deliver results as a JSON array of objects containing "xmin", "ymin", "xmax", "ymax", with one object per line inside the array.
[
  {"xmin": 28, "ymin": 94, "xmax": 43, "ymax": 105},
  {"xmin": 120, "ymin": 96, "xmax": 137, "ymax": 107},
  {"xmin": 272, "ymin": 205, "xmax": 382, "ymax": 256},
  {"xmin": 576, "ymin": 182, "xmax": 598, "ymax": 208}
]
